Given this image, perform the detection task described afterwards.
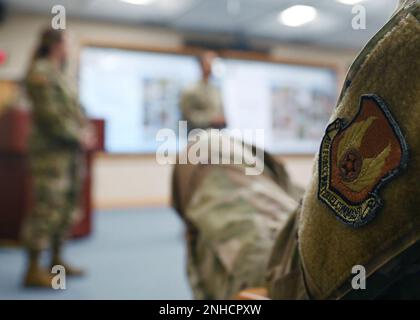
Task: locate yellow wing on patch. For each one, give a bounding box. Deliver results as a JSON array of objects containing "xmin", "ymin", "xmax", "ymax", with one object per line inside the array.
[
  {"xmin": 344, "ymin": 144, "xmax": 391, "ymax": 192},
  {"xmin": 337, "ymin": 116, "xmax": 377, "ymax": 163}
]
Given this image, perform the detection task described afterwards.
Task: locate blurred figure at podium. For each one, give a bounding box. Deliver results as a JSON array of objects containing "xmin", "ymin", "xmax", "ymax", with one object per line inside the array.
[
  {"xmin": 180, "ymin": 51, "xmax": 226, "ymax": 131},
  {"xmin": 21, "ymin": 28, "xmax": 96, "ymax": 287}
]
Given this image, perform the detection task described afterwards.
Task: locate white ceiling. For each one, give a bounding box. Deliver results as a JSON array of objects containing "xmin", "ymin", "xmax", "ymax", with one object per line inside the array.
[{"xmin": 4, "ymin": 0, "xmax": 399, "ymax": 50}]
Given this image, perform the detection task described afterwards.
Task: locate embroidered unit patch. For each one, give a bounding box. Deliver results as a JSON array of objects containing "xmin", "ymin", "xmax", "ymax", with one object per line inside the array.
[{"xmin": 318, "ymin": 94, "xmax": 409, "ymax": 227}]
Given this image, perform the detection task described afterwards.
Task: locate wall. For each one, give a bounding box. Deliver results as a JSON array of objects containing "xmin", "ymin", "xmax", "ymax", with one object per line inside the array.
[
  {"xmin": 93, "ymin": 154, "xmax": 316, "ymax": 209},
  {"xmin": 0, "ymin": 12, "xmax": 358, "ymax": 209},
  {"xmin": 0, "ymin": 80, "xmax": 17, "ymax": 111},
  {"xmin": 0, "ymin": 13, "xmax": 182, "ymax": 80}
]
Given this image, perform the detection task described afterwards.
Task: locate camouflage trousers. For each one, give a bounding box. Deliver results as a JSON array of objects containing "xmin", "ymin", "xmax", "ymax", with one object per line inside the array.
[{"xmin": 22, "ymin": 150, "xmax": 84, "ymax": 251}]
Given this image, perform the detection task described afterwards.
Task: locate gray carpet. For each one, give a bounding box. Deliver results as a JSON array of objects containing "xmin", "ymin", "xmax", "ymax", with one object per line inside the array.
[{"xmin": 0, "ymin": 208, "xmax": 193, "ymax": 299}]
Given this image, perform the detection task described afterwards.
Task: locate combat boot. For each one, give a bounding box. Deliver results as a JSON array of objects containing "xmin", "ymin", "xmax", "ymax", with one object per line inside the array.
[{"xmin": 23, "ymin": 250, "xmax": 54, "ymax": 288}]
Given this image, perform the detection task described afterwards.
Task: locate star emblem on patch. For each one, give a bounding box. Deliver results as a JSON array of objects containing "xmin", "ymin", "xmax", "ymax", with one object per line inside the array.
[{"xmin": 318, "ymin": 94, "xmax": 409, "ymax": 227}]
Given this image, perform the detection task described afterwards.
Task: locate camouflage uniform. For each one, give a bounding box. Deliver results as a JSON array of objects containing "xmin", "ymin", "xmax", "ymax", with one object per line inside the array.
[
  {"xmin": 173, "ymin": 0, "xmax": 420, "ymax": 299},
  {"xmin": 180, "ymin": 80, "xmax": 224, "ymax": 130},
  {"xmin": 22, "ymin": 59, "xmax": 88, "ymax": 251},
  {"xmin": 266, "ymin": 0, "xmax": 420, "ymax": 299},
  {"xmin": 172, "ymin": 133, "xmax": 303, "ymax": 299}
]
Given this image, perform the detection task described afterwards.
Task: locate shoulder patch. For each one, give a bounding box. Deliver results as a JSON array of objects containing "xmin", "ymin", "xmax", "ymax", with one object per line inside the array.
[{"xmin": 318, "ymin": 94, "xmax": 408, "ymax": 228}]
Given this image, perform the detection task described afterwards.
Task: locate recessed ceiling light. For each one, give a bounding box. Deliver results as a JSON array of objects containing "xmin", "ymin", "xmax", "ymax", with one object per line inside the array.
[
  {"xmin": 336, "ymin": 0, "xmax": 365, "ymax": 5},
  {"xmin": 119, "ymin": 0, "xmax": 155, "ymax": 5},
  {"xmin": 278, "ymin": 5, "xmax": 317, "ymax": 27}
]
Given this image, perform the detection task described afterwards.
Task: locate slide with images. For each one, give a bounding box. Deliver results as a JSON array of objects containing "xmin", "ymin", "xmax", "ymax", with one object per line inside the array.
[{"xmin": 80, "ymin": 47, "xmax": 337, "ymax": 154}]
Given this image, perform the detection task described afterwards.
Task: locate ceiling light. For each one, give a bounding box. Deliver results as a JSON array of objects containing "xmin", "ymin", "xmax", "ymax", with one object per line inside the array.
[
  {"xmin": 119, "ymin": 0, "xmax": 155, "ymax": 5},
  {"xmin": 278, "ymin": 5, "xmax": 317, "ymax": 27},
  {"xmin": 336, "ymin": 0, "xmax": 365, "ymax": 5}
]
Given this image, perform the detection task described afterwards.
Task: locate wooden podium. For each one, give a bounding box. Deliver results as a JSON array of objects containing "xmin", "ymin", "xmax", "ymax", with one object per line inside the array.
[{"xmin": 0, "ymin": 108, "xmax": 104, "ymax": 243}]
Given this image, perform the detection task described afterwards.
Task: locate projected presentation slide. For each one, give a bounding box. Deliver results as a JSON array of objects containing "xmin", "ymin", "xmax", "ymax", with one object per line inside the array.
[{"xmin": 80, "ymin": 47, "xmax": 337, "ymax": 154}]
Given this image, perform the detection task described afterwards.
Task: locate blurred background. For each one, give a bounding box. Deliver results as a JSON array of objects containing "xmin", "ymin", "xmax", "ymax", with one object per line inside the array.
[{"xmin": 0, "ymin": 0, "xmax": 398, "ymax": 299}]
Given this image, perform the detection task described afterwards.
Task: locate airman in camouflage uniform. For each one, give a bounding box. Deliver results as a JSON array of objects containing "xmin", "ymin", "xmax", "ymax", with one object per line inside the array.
[
  {"xmin": 180, "ymin": 51, "xmax": 225, "ymax": 131},
  {"xmin": 172, "ymin": 0, "xmax": 420, "ymax": 299},
  {"xmin": 266, "ymin": 0, "xmax": 420, "ymax": 300},
  {"xmin": 21, "ymin": 29, "xmax": 93, "ymax": 287},
  {"xmin": 172, "ymin": 133, "xmax": 303, "ymax": 299}
]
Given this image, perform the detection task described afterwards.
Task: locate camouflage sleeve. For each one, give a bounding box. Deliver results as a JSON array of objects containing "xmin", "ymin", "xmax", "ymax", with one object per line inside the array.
[
  {"xmin": 26, "ymin": 69, "xmax": 82, "ymax": 147},
  {"xmin": 215, "ymin": 89, "xmax": 225, "ymax": 118},
  {"xmin": 71, "ymin": 96, "xmax": 89, "ymax": 128},
  {"xmin": 265, "ymin": 207, "xmax": 309, "ymax": 300},
  {"xmin": 180, "ymin": 91, "xmax": 210, "ymax": 128}
]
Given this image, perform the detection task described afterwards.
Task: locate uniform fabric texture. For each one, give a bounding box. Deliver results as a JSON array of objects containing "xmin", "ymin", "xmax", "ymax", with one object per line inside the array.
[
  {"xmin": 21, "ymin": 59, "xmax": 87, "ymax": 251},
  {"xmin": 172, "ymin": 132, "xmax": 303, "ymax": 299},
  {"xmin": 180, "ymin": 80, "xmax": 224, "ymax": 130},
  {"xmin": 298, "ymin": 3, "xmax": 420, "ymax": 299}
]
